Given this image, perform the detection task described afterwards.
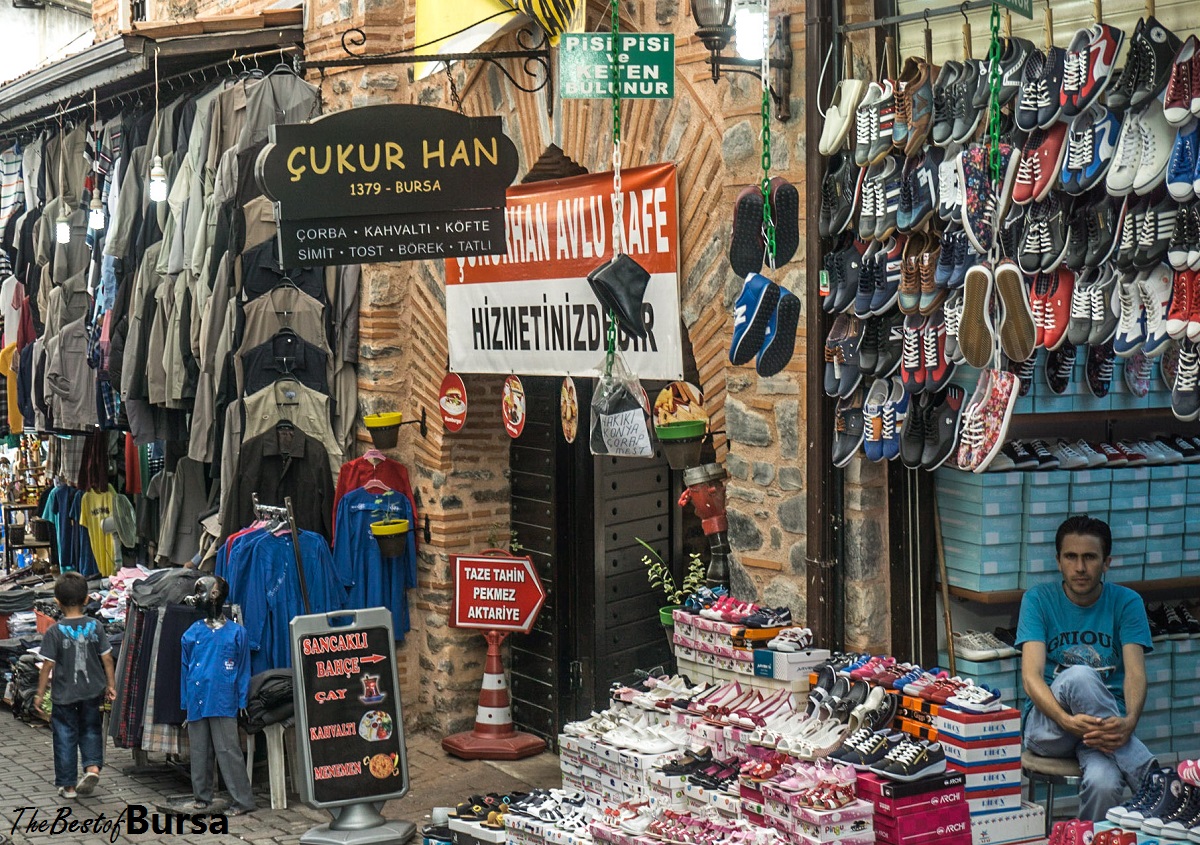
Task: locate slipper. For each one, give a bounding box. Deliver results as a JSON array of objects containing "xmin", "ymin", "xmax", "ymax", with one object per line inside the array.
[
  {"xmin": 729, "ymin": 185, "xmax": 765, "ymax": 276},
  {"xmin": 75, "ymin": 771, "xmax": 100, "ymax": 796}
]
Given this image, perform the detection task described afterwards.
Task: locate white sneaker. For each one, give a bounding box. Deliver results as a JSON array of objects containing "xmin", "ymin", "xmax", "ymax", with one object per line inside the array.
[
  {"xmin": 1133, "ymin": 99, "xmax": 1175, "ymax": 196},
  {"xmin": 947, "ymin": 683, "xmax": 1003, "ymax": 713},
  {"xmin": 1073, "ymin": 439, "xmax": 1108, "ymax": 467},
  {"xmin": 1139, "ymin": 265, "xmax": 1174, "ymax": 357},
  {"xmin": 820, "ymin": 79, "xmax": 868, "ymax": 156},
  {"xmin": 1050, "ymin": 439, "xmax": 1089, "ymax": 469},
  {"xmin": 1107, "ymin": 108, "xmax": 1144, "ymax": 196},
  {"xmin": 1113, "ymin": 274, "xmax": 1146, "ymax": 357},
  {"xmin": 978, "ymin": 630, "xmax": 1020, "ymax": 658},
  {"xmin": 952, "ymin": 630, "xmax": 1001, "ymax": 661}
]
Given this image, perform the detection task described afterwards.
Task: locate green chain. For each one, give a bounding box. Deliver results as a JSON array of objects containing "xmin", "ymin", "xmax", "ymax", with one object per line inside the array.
[
  {"xmin": 760, "ymin": 86, "xmax": 776, "ymax": 268},
  {"xmin": 610, "ymin": 1, "xmax": 620, "ymax": 151},
  {"xmin": 607, "ymin": 0, "xmax": 620, "ymax": 362},
  {"xmin": 986, "ymin": 2, "xmax": 1003, "ymax": 192}
]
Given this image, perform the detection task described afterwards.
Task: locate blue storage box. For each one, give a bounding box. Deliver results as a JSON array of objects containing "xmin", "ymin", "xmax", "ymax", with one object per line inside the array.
[
  {"xmin": 1025, "ymin": 512, "xmax": 1069, "ymax": 534},
  {"xmin": 1174, "ymin": 677, "xmax": 1200, "ymax": 699},
  {"xmin": 1024, "ymin": 496, "xmax": 1072, "ymax": 515},
  {"xmin": 939, "ymin": 509, "xmax": 1024, "ymax": 545},
  {"xmin": 1070, "ymin": 480, "xmax": 1112, "ymax": 501},
  {"xmin": 946, "ymin": 567, "xmax": 1019, "ymax": 592},
  {"xmin": 1067, "ymin": 502, "xmax": 1109, "ymax": 523},
  {"xmin": 1185, "ymin": 532, "xmax": 1200, "ymax": 551},
  {"xmin": 1027, "ymin": 470, "xmax": 1075, "ymax": 488},
  {"xmin": 1023, "ymin": 550, "xmax": 1060, "ymax": 573},
  {"xmin": 1034, "ymin": 394, "xmax": 1081, "ymax": 413},
  {"xmin": 1146, "ymin": 521, "xmax": 1185, "ymax": 537},
  {"xmin": 1019, "ymin": 570, "xmax": 1062, "ymax": 589},
  {"xmin": 1172, "ymin": 734, "xmax": 1200, "ymax": 756},
  {"xmin": 1151, "ymin": 465, "xmax": 1189, "ymax": 481},
  {"xmin": 1111, "ymin": 521, "xmax": 1148, "ymax": 540},
  {"xmin": 1143, "ymin": 561, "xmax": 1182, "ymax": 579}
]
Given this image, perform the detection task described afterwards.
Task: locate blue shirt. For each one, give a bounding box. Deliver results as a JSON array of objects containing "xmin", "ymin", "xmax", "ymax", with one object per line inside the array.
[
  {"xmin": 333, "ymin": 488, "xmax": 416, "ymax": 639},
  {"xmin": 1016, "ymin": 581, "xmax": 1153, "ymax": 715},
  {"xmin": 180, "ymin": 620, "xmax": 250, "ymax": 720}
]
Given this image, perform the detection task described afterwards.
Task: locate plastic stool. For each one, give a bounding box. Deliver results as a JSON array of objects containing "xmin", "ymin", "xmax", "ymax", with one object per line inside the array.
[
  {"xmin": 1022, "ymin": 750, "xmax": 1082, "ymax": 835},
  {"xmin": 245, "ymin": 722, "xmax": 291, "ymax": 809}
]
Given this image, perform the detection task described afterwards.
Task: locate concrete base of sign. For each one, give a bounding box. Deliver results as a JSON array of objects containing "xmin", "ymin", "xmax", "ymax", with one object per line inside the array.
[
  {"xmin": 441, "ymin": 730, "xmax": 547, "ymax": 761},
  {"xmin": 301, "ymin": 803, "xmax": 416, "ymax": 845}
]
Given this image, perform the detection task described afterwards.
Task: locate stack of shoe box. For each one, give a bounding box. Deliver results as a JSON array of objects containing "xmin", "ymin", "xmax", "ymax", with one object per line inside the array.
[
  {"xmin": 1186, "ymin": 467, "xmax": 1200, "ymax": 568},
  {"xmin": 673, "ymin": 610, "xmax": 806, "ymax": 679},
  {"xmin": 1171, "ymin": 639, "xmax": 1200, "ymax": 760},
  {"xmin": 966, "ymin": 803, "xmax": 1046, "ymax": 845},
  {"xmin": 757, "ymin": 784, "xmax": 874, "ymax": 845},
  {"xmin": 933, "ymin": 707, "xmax": 1024, "ymax": 817},
  {"xmin": 558, "ymin": 716, "xmax": 677, "ymax": 810},
  {"xmin": 858, "ymin": 770, "xmax": 968, "ymax": 845},
  {"xmin": 1021, "ymin": 472, "xmax": 1072, "ymax": 587},
  {"xmin": 1109, "ymin": 469, "xmax": 1150, "ymax": 582},
  {"xmin": 1145, "ymin": 464, "xmax": 1187, "ymax": 579},
  {"xmin": 1140, "ymin": 641, "xmax": 1174, "ymax": 762},
  {"xmin": 934, "ymin": 470, "xmax": 1024, "ymax": 592}
]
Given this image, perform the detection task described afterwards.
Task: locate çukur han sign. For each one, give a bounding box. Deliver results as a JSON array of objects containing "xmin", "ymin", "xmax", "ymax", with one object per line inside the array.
[
  {"xmin": 445, "ymin": 162, "xmax": 685, "ymax": 381},
  {"xmin": 256, "ymin": 105, "xmax": 519, "ymax": 268},
  {"xmin": 450, "ymin": 554, "xmax": 546, "ymax": 634}
]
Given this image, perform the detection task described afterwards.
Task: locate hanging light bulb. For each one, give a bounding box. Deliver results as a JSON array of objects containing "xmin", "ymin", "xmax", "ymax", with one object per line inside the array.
[
  {"xmin": 734, "ymin": 0, "xmax": 765, "ymax": 61},
  {"xmin": 55, "ymin": 211, "xmax": 71, "ymax": 245},
  {"xmin": 88, "ymin": 196, "xmax": 105, "ymax": 231},
  {"xmin": 149, "ymin": 155, "xmax": 168, "ymax": 203}
]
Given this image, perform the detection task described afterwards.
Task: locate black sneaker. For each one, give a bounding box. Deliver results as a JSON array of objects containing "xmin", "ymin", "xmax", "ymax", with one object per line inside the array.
[
  {"xmin": 1008, "ymin": 354, "xmax": 1036, "ymax": 397},
  {"xmin": 837, "ymin": 318, "xmax": 865, "ymax": 398},
  {"xmin": 1085, "ymin": 194, "xmax": 1120, "ymax": 267},
  {"xmin": 833, "ymin": 730, "xmax": 904, "ymax": 770},
  {"xmin": 1168, "ymin": 201, "xmax": 1194, "ymax": 270},
  {"xmin": 1173, "ymin": 340, "xmax": 1200, "ymax": 422},
  {"xmin": 1161, "ymin": 435, "xmax": 1200, "ymax": 463},
  {"xmin": 1038, "ymin": 46, "xmax": 1067, "ymax": 128},
  {"xmin": 921, "ymin": 385, "xmax": 965, "ymax": 470},
  {"xmin": 1087, "ymin": 340, "xmax": 1116, "ymax": 397},
  {"xmin": 1109, "ymin": 767, "xmax": 1177, "ymax": 826},
  {"xmin": 869, "ymin": 739, "xmax": 948, "ymax": 782},
  {"xmin": 1133, "ymin": 193, "xmax": 1177, "ymax": 270},
  {"xmin": 952, "ymin": 59, "xmax": 987, "ymax": 144},
  {"xmin": 1016, "ymin": 48, "xmax": 1047, "ymax": 132},
  {"xmin": 858, "ymin": 316, "xmax": 882, "ymax": 375},
  {"xmin": 1178, "ymin": 604, "xmax": 1200, "ymax": 636},
  {"xmin": 823, "ymin": 235, "xmax": 850, "ymax": 314},
  {"xmin": 998, "ymin": 37, "xmax": 1036, "ymax": 105},
  {"xmin": 1148, "ymin": 603, "xmax": 1171, "ymax": 641},
  {"xmin": 1110, "ymin": 17, "xmax": 1183, "ymax": 112},
  {"xmin": 969, "ymin": 56, "xmax": 992, "ymax": 111},
  {"xmin": 833, "ymin": 393, "xmax": 866, "ymax": 468},
  {"xmin": 1063, "ymin": 205, "xmax": 1089, "ymax": 271},
  {"xmin": 820, "ymin": 152, "xmax": 861, "ymax": 239},
  {"xmin": 993, "ymin": 626, "xmax": 1017, "ymax": 647},
  {"xmin": 1001, "ymin": 440, "xmax": 1041, "ymax": 470},
  {"xmin": 874, "ymin": 311, "xmax": 906, "ymax": 378},
  {"xmin": 1163, "ymin": 604, "xmax": 1191, "ymax": 639},
  {"xmin": 1042, "ymin": 194, "xmax": 1069, "ymax": 271},
  {"xmin": 1124, "ymin": 769, "xmax": 1185, "ymax": 828},
  {"xmin": 899, "ymin": 392, "xmax": 930, "ymax": 469},
  {"xmin": 1029, "ymin": 439, "xmax": 1061, "ymax": 470},
  {"xmin": 831, "ymin": 240, "xmax": 867, "ymax": 314},
  {"xmin": 1019, "ymin": 205, "xmax": 1051, "ymax": 275},
  {"xmin": 1148, "ymin": 782, "xmax": 1200, "ymax": 837},
  {"xmin": 1045, "ymin": 342, "xmax": 1077, "ymax": 395},
  {"xmin": 1116, "ymin": 198, "xmax": 1142, "ymax": 271},
  {"xmin": 931, "ymin": 61, "xmax": 962, "ymax": 147}
]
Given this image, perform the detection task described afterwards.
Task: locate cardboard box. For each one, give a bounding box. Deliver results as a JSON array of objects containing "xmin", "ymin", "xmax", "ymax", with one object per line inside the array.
[
  {"xmin": 966, "ymin": 786, "xmax": 1023, "ymax": 816},
  {"xmin": 969, "ymin": 803, "xmax": 1046, "ymax": 845},
  {"xmin": 874, "ymin": 802, "xmax": 969, "ymax": 841},
  {"xmin": 791, "ymin": 800, "xmax": 875, "ymax": 842},
  {"xmin": 941, "ymin": 735, "xmax": 1022, "ymax": 766},
  {"xmin": 857, "ymin": 770, "xmax": 966, "ymax": 800},
  {"xmin": 935, "ymin": 708, "xmax": 1022, "ymax": 741}
]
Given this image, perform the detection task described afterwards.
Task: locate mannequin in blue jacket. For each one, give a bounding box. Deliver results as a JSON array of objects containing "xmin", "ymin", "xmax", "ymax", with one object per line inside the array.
[{"xmin": 179, "ymin": 576, "xmax": 255, "ymax": 814}]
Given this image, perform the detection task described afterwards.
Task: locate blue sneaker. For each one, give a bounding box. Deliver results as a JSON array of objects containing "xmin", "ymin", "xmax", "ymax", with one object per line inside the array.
[
  {"xmin": 868, "ymin": 236, "xmax": 903, "ymax": 315},
  {"xmin": 855, "ymin": 241, "xmax": 883, "ymax": 318},
  {"xmin": 729, "ymin": 273, "xmax": 780, "ymax": 365},
  {"xmin": 757, "ymin": 287, "xmax": 801, "ymax": 377},
  {"xmin": 862, "ymin": 378, "xmax": 889, "ymax": 462},
  {"xmin": 1169, "ymin": 119, "xmax": 1199, "ymax": 201},
  {"xmin": 1062, "ymin": 104, "xmax": 1120, "ymax": 195},
  {"xmin": 881, "ymin": 378, "xmax": 909, "ymax": 461}
]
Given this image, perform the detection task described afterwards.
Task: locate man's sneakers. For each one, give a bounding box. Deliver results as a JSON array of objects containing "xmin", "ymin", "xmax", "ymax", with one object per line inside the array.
[
  {"xmin": 1108, "ymin": 17, "xmax": 1182, "ymax": 112},
  {"xmin": 1110, "ymin": 766, "xmax": 1184, "ymax": 829},
  {"xmin": 730, "ymin": 273, "xmax": 800, "ymax": 377},
  {"xmin": 868, "ymin": 738, "xmax": 947, "ymax": 782}
]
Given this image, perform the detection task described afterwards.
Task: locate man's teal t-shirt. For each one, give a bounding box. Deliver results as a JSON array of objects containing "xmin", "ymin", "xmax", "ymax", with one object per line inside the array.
[{"xmin": 1015, "ymin": 581, "xmax": 1153, "ymax": 715}]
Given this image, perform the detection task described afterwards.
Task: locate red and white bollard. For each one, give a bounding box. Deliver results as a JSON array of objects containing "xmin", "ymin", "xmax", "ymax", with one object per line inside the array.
[{"xmin": 442, "ymin": 630, "xmax": 546, "ymax": 760}]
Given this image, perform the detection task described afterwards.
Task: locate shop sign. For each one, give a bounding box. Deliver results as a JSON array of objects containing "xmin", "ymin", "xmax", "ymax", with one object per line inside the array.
[
  {"xmin": 289, "ymin": 608, "xmax": 409, "ymax": 808},
  {"xmin": 445, "ymin": 162, "xmax": 684, "ymax": 381},
  {"xmin": 996, "ymin": 0, "xmax": 1033, "ymax": 18},
  {"xmin": 450, "ymin": 553, "xmax": 546, "ymax": 634},
  {"xmin": 502, "ymin": 375, "xmax": 526, "ymax": 438},
  {"xmin": 257, "ymin": 104, "xmax": 520, "ymax": 268},
  {"xmin": 439, "ymin": 372, "xmax": 468, "ymax": 432},
  {"xmin": 559, "ymin": 33, "xmax": 675, "ymax": 99}
]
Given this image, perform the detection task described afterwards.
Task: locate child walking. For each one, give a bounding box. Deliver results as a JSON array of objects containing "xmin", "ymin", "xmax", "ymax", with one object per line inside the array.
[{"xmin": 35, "ymin": 572, "xmax": 117, "ymax": 798}]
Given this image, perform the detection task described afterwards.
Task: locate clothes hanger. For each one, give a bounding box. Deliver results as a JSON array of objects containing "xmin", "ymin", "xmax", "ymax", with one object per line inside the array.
[
  {"xmin": 266, "ymin": 49, "xmax": 299, "ymax": 78},
  {"xmin": 363, "ymin": 479, "xmax": 392, "ymax": 493},
  {"xmin": 363, "ymin": 448, "xmax": 386, "ymax": 465}
]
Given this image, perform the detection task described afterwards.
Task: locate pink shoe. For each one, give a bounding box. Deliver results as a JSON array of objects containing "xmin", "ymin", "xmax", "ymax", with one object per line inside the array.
[{"xmin": 1179, "ymin": 758, "xmax": 1200, "ymax": 786}]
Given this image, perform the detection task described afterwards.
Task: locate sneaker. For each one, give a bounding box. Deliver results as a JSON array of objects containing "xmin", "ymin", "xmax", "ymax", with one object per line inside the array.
[
  {"xmin": 1108, "ymin": 767, "xmax": 1178, "ymax": 826},
  {"xmin": 863, "ymin": 378, "xmax": 890, "ymax": 462},
  {"xmin": 1029, "ymin": 438, "xmax": 1062, "ymax": 469},
  {"xmin": 952, "ymin": 59, "xmax": 987, "ymax": 144},
  {"xmin": 1108, "ymin": 17, "xmax": 1182, "ymax": 112},
  {"xmin": 1085, "ymin": 195, "xmax": 1120, "ymax": 267},
  {"xmin": 922, "ymin": 385, "xmax": 965, "ymax": 470},
  {"xmin": 899, "ymin": 57, "xmax": 935, "ymax": 156},
  {"xmin": 1169, "ymin": 269, "xmax": 1195, "ymax": 338},
  {"xmin": 833, "ymin": 393, "xmax": 866, "ymax": 468},
  {"xmin": 960, "ymin": 262, "xmax": 997, "ymax": 369},
  {"xmin": 1113, "ymin": 272, "xmax": 1147, "ymax": 356},
  {"xmin": 899, "ymin": 391, "xmax": 930, "ymax": 469},
  {"xmin": 854, "ymin": 81, "xmax": 888, "ymax": 168},
  {"xmin": 1038, "ymin": 46, "xmax": 1068, "ymax": 128},
  {"xmin": 869, "ymin": 235, "xmax": 904, "ymax": 316},
  {"xmin": 819, "ymin": 79, "xmax": 868, "ymax": 156},
  {"xmin": 1161, "ymin": 435, "xmax": 1200, "ymax": 462},
  {"xmin": 834, "ymin": 731, "xmax": 905, "ymax": 771},
  {"xmin": 1073, "ymin": 439, "xmax": 1108, "ymax": 467},
  {"xmin": 1149, "ymin": 783, "xmax": 1200, "ymax": 837},
  {"xmin": 998, "ymin": 37, "xmax": 1036, "ymax": 106},
  {"xmin": 952, "ymin": 630, "xmax": 1001, "ymax": 661},
  {"xmin": 899, "ymin": 231, "xmax": 928, "ymax": 314},
  {"xmin": 75, "ymin": 771, "xmax": 100, "ymax": 796},
  {"xmin": 730, "ymin": 273, "xmax": 780, "ymax": 365},
  {"xmin": 1088, "ymin": 340, "xmax": 1117, "ymax": 396},
  {"xmin": 829, "ymin": 238, "xmax": 868, "ymax": 315},
  {"xmin": 869, "ymin": 739, "xmax": 947, "ymax": 782},
  {"xmin": 1016, "ymin": 47, "xmax": 1047, "ymax": 133},
  {"xmin": 931, "ymin": 61, "xmax": 963, "ymax": 147},
  {"xmin": 1116, "ymin": 440, "xmax": 1150, "ymax": 466},
  {"xmin": 1169, "ymin": 120, "xmax": 1200, "ymax": 201},
  {"xmin": 1097, "ymin": 440, "xmax": 1128, "ymax": 467},
  {"xmin": 1169, "ymin": 204, "xmax": 1197, "ymax": 270},
  {"xmin": 858, "ymin": 163, "xmax": 880, "ymax": 241},
  {"xmin": 902, "ymin": 150, "xmax": 938, "ymax": 233},
  {"xmin": 869, "ymin": 80, "xmax": 898, "ymax": 166},
  {"xmin": 923, "ymin": 309, "xmax": 956, "ymax": 393},
  {"xmin": 1068, "ymin": 268, "xmax": 1098, "ymax": 346},
  {"xmin": 875, "ymin": 310, "xmax": 906, "ymax": 378},
  {"xmin": 918, "ymin": 234, "xmax": 944, "ymax": 315},
  {"xmin": 947, "ymin": 683, "xmax": 1004, "ymax": 714},
  {"xmin": 1108, "ymin": 108, "xmax": 1145, "ymax": 196},
  {"xmin": 1124, "ymin": 350, "xmax": 1153, "ymax": 397},
  {"xmin": 900, "ymin": 314, "xmax": 926, "ymax": 394},
  {"xmin": 858, "ymin": 314, "xmax": 882, "ymax": 376},
  {"xmin": 1173, "ymin": 339, "xmax": 1200, "ymax": 420},
  {"xmin": 881, "ymin": 377, "xmax": 908, "ymax": 462},
  {"xmin": 1133, "ymin": 99, "xmax": 1175, "ymax": 195},
  {"xmin": 856, "ymin": 240, "xmax": 883, "ymax": 318},
  {"xmin": 1013, "ymin": 124, "xmax": 1068, "ymax": 205},
  {"xmin": 937, "ymin": 154, "xmax": 962, "ymax": 221},
  {"xmin": 873, "ymin": 155, "xmax": 902, "ymax": 241},
  {"xmin": 1061, "ymin": 28, "xmax": 1093, "ymax": 118},
  {"xmin": 1125, "ymin": 768, "xmax": 1186, "ymax": 829},
  {"xmin": 1139, "ymin": 265, "xmax": 1174, "ymax": 357},
  {"xmin": 732, "ymin": 185, "xmax": 766, "ymax": 275},
  {"xmin": 1089, "ymin": 266, "xmax": 1120, "ymax": 345},
  {"xmin": 1116, "ymin": 197, "xmax": 1143, "ymax": 271},
  {"xmin": 1000, "ymin": 440, "xmax": 1040, "ymax": 470},
  {"xmin": 1062, "ymin": 104, "xmax": 1120, "ymax": 195},
  {"xmin": 1050, "ymin": 438, "xmax": 1090, "ymax": 469},
  {"xmin": 1046, "ymin": 342, "xmax": 1077, "ymax": 395},
  {"xmin": 944, "ymin": 289, "xmax": 965, "ymax": 364},
  {"xmin": 1042, "ymin": 267, "xmax": 1075, "ymax": 351},
  {"xmin": 1166, "ymin": 36, "xmax": 1200, "ymax": 126},
  {"xmin": 995, "ymin": 260, "xmax": 1038, "ymax": 364},
  {"xmin": 57, "ymin": 786, "xmax": 77, "ymax": 799},
  {"xmin": 960, "ymin": 143, "xmax": 1016, "ymax": 255},
  {"xmin": 1076, "ymin": 23, "xmax": 1126, "ymax": 115},
  {"xmin": 836, "ymin": 316, "xmax": 865, "ymax": 398},
  {"xmin": 971, "ymin": 370, "xmax": 1021, "ymax": 473},
  {"xmin": 1009, "ymin": 354, "xmax": 1036, "ymax": 397},
  {"xmin": 757, "ymin": 286, "xmax": 801, "ymax": 377}
]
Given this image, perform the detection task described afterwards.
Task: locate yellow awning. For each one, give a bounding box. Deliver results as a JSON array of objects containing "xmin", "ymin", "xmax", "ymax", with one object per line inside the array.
[{"xmin": 413, "ymin": 0, "xmax": 525, "ymax": 81}]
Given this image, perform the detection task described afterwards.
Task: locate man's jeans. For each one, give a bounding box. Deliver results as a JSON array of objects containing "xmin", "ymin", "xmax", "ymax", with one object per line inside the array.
[
  {"xmin": 50, "ymin": 696, "xmax": 104, "ymax": 788},
  {"xmin": 1024, "ymin": 665, "xmax": 1155, "ymax": 821}
]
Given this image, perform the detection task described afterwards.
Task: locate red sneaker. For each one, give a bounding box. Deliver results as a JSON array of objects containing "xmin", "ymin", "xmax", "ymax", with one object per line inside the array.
[
  {"xmin": 1115, "ymin": 440, "xmax": 1149, "ymax": 466},
  {"xmin": 1165, "ymin": 35, "xmax": 1198, "ymax": 126},
  {"xmin": 1012, "ymin": 123, "xmax": 1068, "ymax": 204},
  {"xmin": 1077, "ymin": 23, "xmax": 1125, "ymax": 112},
  {"xmin": 1064, "ymin": 820, "xmax": 1094, "ymax": 845},
  {"xmin": 1167, "ymin": 269, "xmax": 1194, "ymax": 340},
  {"xmin": 1189, "ymin": 268, "xmax": 1200, "ymax": 342},
  {"xmin": 1179, "ymin": 758, "xmax": 1200, "ymax": 786},
  {"xmin": 1031, "ymin": 272, "xmax": 1053, "ymax": 348},
  {"xmin": 924, "ymin": 309, "xmax": 956, "ymax": 392},
  {"xmin": 1042, "ymin": 268, "xmax": 1075, "ymax": 351},
  {"xmin": 1096, "ymin": 441, "xmax": 1128, "ymax": 467}
]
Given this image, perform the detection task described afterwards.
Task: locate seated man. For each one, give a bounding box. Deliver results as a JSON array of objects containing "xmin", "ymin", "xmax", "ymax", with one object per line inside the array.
[{"xmin": 1017, "ymin": 515, "xmax": 1155, "ymax": 821}]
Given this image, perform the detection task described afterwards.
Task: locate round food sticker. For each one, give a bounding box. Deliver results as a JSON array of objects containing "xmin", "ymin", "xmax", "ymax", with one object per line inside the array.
[
  {"xmin": 654, "ymin": 381, "xmax": 708, "ymax": 428},
  {"xmin": 502, "ymin": 375, "xmax": 526, "ymax": 439},
  {"xmin": 439, "ymin": 373, "xmax": 468, "ymax": 433},
  {"xmin": 560, "ymin": 377, "xmax": 579, "ymax": 443},
  {"xmin": 358, "ymin": 710, "xmax": 394, "ymax": 742}
]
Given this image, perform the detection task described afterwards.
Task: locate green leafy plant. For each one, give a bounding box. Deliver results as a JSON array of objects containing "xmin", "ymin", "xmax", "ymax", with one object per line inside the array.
[{"xmin": 637, "ymin": 538, "xmax": 706, "ymax": 607}]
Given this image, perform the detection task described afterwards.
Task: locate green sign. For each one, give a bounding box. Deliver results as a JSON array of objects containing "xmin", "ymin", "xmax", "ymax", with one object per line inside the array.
[
  {"xmin": 559, "ymin": 33, "xmax": 674, "ymax": 99},
  {"xmin": 995, "ymin": 0, "xmax": 1033, "ymax": 19}
]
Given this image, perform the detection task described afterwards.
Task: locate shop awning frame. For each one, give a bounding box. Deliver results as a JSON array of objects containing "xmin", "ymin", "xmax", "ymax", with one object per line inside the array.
[{"xmin": 0, "ymin": 24, "xmax": 304, "ymax": 133}]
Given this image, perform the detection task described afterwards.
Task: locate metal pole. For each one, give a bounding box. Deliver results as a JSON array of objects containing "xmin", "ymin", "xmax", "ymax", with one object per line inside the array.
[{"xmin": 284, "ymin": 496, "xmax": 311, "ymax": 615}]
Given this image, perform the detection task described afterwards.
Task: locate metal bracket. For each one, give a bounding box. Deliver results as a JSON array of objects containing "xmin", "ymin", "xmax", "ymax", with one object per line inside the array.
[
  {"xmin": 305, "ymin": 27, "xmax": 553, "ymax": 112},
  {"xmin": 397, "ymin": 407, "xmax": 427, "ymax": 439}
]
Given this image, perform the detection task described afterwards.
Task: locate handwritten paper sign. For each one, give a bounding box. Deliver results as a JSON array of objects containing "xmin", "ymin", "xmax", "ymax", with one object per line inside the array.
[{"xmin": 598, "ymin": 408, "xmax": 653, "ymax": 457}]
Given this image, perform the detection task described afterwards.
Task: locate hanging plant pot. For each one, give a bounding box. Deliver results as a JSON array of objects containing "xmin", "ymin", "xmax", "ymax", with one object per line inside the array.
[
  {"xmin": 660, "ymin": 604, "xmax": 682, "ymax": 652},
  {"xmin": 370, "ymin": 519, "xmax": 410, "ymax": 558},
  {"xmin": 364, "ymin": 412, "xmax": 403, "ymax": 449},
  {"xmin": 655, "ymin": 419, "xmax": 707, "ymax": 471}
]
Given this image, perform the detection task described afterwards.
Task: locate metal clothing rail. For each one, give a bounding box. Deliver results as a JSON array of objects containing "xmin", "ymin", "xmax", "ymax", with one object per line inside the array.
[
  {"xmin": 839, "ymin": 0, "xmax": 996, "ymax": 33},
  {"xmin": 251, "ymin": 492, "xmax": 312, "ymax": 615}
]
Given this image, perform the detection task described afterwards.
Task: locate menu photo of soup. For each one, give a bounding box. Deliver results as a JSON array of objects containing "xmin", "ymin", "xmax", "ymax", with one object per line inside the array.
[{"xmin": 439, "ymin": 372, "xmax": 468, "ymax": 433}]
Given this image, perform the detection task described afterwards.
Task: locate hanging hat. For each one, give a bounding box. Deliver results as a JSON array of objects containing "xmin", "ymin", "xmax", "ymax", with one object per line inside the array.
[
  {"xmin": 101, "ymin": 495, "xmax": 137, "ymax": 549},
  {"xmin": 587, "ymin": 253, "xmax": 650, "ymax": 339}
]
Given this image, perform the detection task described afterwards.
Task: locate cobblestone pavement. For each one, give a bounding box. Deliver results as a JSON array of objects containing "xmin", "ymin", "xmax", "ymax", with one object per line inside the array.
[{"xmin": 0, "ymin": 714, "xmax": 560, "ymax": 845}]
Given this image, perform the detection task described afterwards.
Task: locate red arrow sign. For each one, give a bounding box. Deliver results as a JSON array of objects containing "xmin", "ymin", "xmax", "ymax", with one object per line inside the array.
[
  {"xmin": 359, "ymin": 654, "xmax": 386, "ymax": 664},
  {"xmin": 450, "ymin": 553, "xmax": 546, "ymax": 634}
]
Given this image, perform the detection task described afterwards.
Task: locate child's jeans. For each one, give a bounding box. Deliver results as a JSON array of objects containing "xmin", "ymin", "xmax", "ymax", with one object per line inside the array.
[{"xmin": 51, "ymin": 697, "xmax": 104, "ymax": 787}]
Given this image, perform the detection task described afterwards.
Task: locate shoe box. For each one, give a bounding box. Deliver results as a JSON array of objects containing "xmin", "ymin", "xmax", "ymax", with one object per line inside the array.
[
  {"xmin": 937, "ymin": 714, "xmax": 1022, "ymax": 817},
  {"xmin": 683, "ymin": 781, "xmax": 739, "ymax": 818},
  {"xmin": 858, "ymin": 771, "xmax": 968, "ymax": 845},
  {"xmin": 448, "ymin": 818, "xmax": 507, "ymax": 845},
  {"xmin": 968, "ymin": 802, "xmax": 1046, "ymax": 845},
  {"xmin": 757, "ymin": 788, "xmax": 874, "ymax": 845},
  {"xmin": 757, "ymin": 647, "xmax": 832, "ymax": 681}
]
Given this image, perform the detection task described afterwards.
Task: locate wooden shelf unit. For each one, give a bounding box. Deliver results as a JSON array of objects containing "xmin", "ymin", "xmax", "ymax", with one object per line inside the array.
[{"xmin": 941, "ymin": 576, "xmax": 1200, "ymax": 606}]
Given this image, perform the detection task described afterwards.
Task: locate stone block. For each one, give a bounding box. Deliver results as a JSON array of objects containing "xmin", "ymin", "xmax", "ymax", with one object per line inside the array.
[
  {"xmin": 726, "ymin": 453, "xmax": 751, "ymax": 480},
  {"xmin": 779, "ymin": 467, "xmax": 803, "ymax": 491},
  {"xmin": 722, "ymin": 120, "xmax": 756, "ymax": 167},
  {"xmin": 726, "ymin": 398, "xmax": 773, "ymax": 447},
  {"xmin": 752, "ymin": 461, "xmax": 775, "ymax": 486},
  {"xmin": 778, "ymin": 495, "xmax": 805, "ymax": 534},
  {"xmin": 727, "ymin": 507, "xmax": 764, "ymax": 551},
  {"xmin": 776, "ymin": 400, "xmax": 799, "ymax": 459}
]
